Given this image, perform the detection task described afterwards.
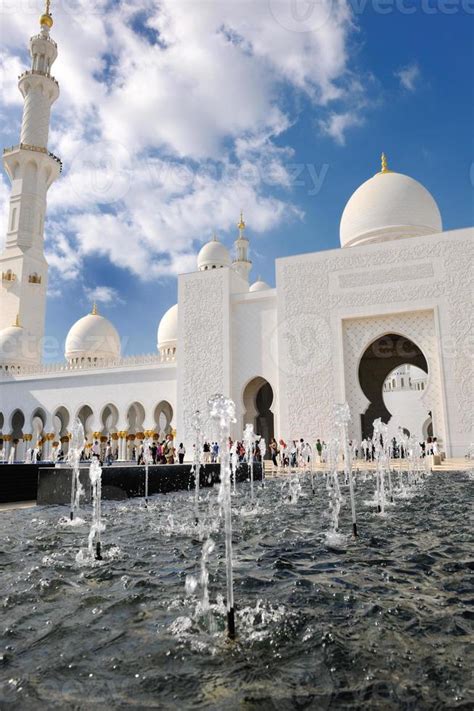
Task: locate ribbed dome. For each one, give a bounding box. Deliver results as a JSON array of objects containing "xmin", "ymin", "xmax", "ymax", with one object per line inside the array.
[
  {"xmin": 0, "ymin": 323, "xmax": 37, "ymax": 368},
  {"xmin": 197, "ymin": 236, "xmax": 231, "ymax": 271},
  {"xmin": 65, "ymin": 308, "xmax": 120, "ymax": 364},
  {"xmin": 249, "ymin": 279, "xmax": 271, "ymax": 292},
  {"xmin": 340, "ymin": 169, "xmax": 442, "ymax": 248},
  {"xmin": 157, "ymin": 304, "xmax": 178, "ymax": 361}
]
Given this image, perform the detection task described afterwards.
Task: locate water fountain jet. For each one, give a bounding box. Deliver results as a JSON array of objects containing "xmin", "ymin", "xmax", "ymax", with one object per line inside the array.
[
  {"xmin": 258, "ymin": 437, "xmax": 266, "ymax": 488},
  {"xmin": 208, "ymin": 393, "xmax": 237, "ymax": 640},
  {"xmin": 335, "ymin": 403, "xmax": 357, "ymax": 537},
  {"xmin": 67, "ymin": 418, "xmax": 85, "ymax": 521},
  {"xmin": 143, "ymin": 436, "xmax": 153, "ymax": 507},
  {"xmin": 243, "ymin": 423, "xmax": 256, "ymax": 502},
  {"xmin": 88, "ymin": 457, "xmax": 103, "ymax": 560},
  {"xmin": 191, "ymin": 410, "xmax": 204, "ymax": 525}
]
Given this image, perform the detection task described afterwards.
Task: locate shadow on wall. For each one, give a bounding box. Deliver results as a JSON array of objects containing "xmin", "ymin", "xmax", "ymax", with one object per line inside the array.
[{"xmin": 359, "ymin": 333, "xmax": 428, "ymax": 440}]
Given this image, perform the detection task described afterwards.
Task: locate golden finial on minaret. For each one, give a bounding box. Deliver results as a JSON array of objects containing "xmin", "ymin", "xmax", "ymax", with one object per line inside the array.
[
  {"xmin": 237, "ymin": 210, "xmax": 246, "ymax": 233},
  {"xmin": 380, "ymin": 152, "xmax": 391, "ymax": 174},
  {"xmin": 91, "ymin": 302, "xmax": 98, "ymax": 316},
  {"xmin": 40, "ymin": 0, "xmax": 53, "ymax": 29}
]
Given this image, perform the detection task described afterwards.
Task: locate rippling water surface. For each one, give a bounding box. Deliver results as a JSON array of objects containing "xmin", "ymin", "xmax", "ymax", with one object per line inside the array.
[{"xmin": 0, "ymin": 469, "xmax": 473, "ymax": 709}]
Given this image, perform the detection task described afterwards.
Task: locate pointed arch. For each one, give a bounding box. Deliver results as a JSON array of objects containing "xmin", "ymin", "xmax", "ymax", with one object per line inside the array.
[
  {"xmin": 154, "ymin": 401, "xmax": 173, "ymax": 437},
  {"xmin": 242, "ymin": 376, "xmax": 274, "ymax": 443},
  {"xmin": 358, "ymin": 333, "xmax": 428, "ymax": 439}
]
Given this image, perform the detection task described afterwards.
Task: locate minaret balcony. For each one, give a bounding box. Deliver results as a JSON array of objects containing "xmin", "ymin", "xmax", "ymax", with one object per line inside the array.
[
  {"xmin": 30, "ymin": 33, "xmax": 57, "ymax": 50},
  {"xmin": 18, "ymin": 70, "xmax": 59, "ymax": 103},
  {"xmin": 3, "ymin": 143, "xmax": 62, "ymax": 174},
  {"xmin": 18, "ymin": 70, "xmax": 59, "ymax": 89}
]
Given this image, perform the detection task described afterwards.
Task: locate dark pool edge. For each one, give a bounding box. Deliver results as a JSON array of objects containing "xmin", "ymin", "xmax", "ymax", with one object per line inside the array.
[{"xmin": 36, "ymin": 462, "xmax": 262, "ymax": 505}]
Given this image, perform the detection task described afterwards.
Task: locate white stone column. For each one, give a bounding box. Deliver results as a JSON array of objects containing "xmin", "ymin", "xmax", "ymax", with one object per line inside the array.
[
  {"xmin": 43, "ymin": 433, "xmax": 54, "ymax": 460},
  {"xmin": 128, "ymin": 435, "xmax": 136, "ymax": 461},
  {"xmin": 62, "ymin": 436, "xmax": 70, "ymax": 458},
  {"xmin": 117, "ymin": 432, "xmax": 127, "ymax": 461},
  {"xmin": 4, "ymin": 437, "xmax": 12, "ymax": 461},
  {"xmin": 111, "ymin": 433, "xmax": 119, "ymax": 461},
  {"xmin": 16, "ymin": 438, "xmax": 26, "ymax": 462},
  {"xmin": 23, "ymin": 434, "xmax": 33, "ymax": 461}
]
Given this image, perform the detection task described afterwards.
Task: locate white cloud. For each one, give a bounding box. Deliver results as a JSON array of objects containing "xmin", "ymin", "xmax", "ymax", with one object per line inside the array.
[
  {"xmin": 318, "ymin": 111, "xmax": 364, "ymax": 146},
  {"xmin": 44, "ymin": 232, "xmax": 81, "ymax": 280},
  {"xmin": 395, "ymin": 63, "xmax": 420, "ymax": 92},
  {"xmin": 0, "ymin": 52, "xmax": 25, "ymax": 107},
  {"xmin": 0, "ymin": 0, "xmax": 363, "ymax": 282},
  {"xmin": 46, "ymin": 285, "xmax": 62, "ymax": 298},
  {"xmin": 85, "ymin": 285, "xmax": 124, "ymax": 306}
]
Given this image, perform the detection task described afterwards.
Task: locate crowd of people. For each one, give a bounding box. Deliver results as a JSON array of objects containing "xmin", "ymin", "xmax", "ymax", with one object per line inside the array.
[
  {"xmin": 84, "ymin": 434, "xmax": 183, "ymax": 466},
  {"xmin": 0, "ymin": 430, "xmax": 443, "ymax": 466},
  {"xmin": 356, "ymin": 435, "xmax": 441, "ymax": 461},
  {"xmin": 257, "ymin": 434, "xmax": 441, "ymax": 469}
]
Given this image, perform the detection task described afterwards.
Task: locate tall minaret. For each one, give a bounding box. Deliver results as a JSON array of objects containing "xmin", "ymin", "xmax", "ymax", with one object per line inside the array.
[
  {"xmin": 0, "ymin": 1, "xmax": 61, "ymax": 361},
  {"xmin": 232, "ymin": 211, "xmax": 252, "ymax": 282}
]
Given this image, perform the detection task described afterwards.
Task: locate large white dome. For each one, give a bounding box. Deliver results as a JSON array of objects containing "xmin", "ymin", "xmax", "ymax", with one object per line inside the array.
[
  {"xmin": 197, "ymin": 235, "xmax": 231, "ymax": 271},
  {"xmin": 157, "ymin": 303, "xmax": 178, "ymax": 360},
  {"xmin": 249, "ymin": 279, "xmax": 271, "ymax": 292},
  {"xmin": 340, "ymin": 165, "xmax": 442, "ymax": 248},
  {"xmin": 0, "ymin": 322, "xmax": 37, "ymax": 368},
  {"xmin": 65, "ymin": 306, "xmax": 121, "ymax": 364}
]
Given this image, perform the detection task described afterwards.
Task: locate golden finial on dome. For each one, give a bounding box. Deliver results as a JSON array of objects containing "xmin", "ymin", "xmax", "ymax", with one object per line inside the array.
[
  {"xmin": 237, "ymin": 210, "xmax": 246, "ymax": 232},
  {"xmin": 91, "ymin": 302, "xmax": 98, "ymax": 316},
  {"xmin": 380, "ymin": 152, "xmax": 391, "ymax": 174},
  {"xmin": 40, "ymin": 0, "xmax": 53, "ymax": 29}
]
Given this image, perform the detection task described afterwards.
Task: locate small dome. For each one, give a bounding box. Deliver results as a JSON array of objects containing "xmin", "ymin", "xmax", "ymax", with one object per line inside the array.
[
  {"xmin": 157, "ymin": 304, "xmax": 178, "ymax": 361},
  {"xmin": 0, "ymin": 323, "xmax": 37, "ymax": 369},
  {"xmin": 65, "ymin": 306, "xmax": 120, "ymax": 364},
  {"xmin": 340, "ymin": 162, "xmax": 442, "ymax": 248},
  {"xmin": 197, "ymin": 235, "xmax": 231, "ymax": 271},
  {"xmin": 249, "ymin": 279, "xmax": 271, "ymax": 292}
]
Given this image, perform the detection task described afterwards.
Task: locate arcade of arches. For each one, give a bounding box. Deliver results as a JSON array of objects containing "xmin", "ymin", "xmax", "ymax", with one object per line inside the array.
[
  {"xmin": 0, "ymin": 401, "xmax": 174, "ymax": 462},
  {"xmin": 359, "ymin": 333, "xmax": 431, "ymax": 440}
]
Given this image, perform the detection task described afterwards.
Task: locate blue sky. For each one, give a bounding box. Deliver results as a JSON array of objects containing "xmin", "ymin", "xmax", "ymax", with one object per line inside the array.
[{"xmin": 0, "ymin": 0, "xmax": 472, "ymax": 359}]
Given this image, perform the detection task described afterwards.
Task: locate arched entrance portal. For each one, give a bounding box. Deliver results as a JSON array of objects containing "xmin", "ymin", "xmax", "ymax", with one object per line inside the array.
[
  {"xmin": 359, "ymin": 333, "xmax": 428, "ymax": 440},
  {"xmin": 242, "ymin": 377, "xmax": 274, "ymax": 444}
]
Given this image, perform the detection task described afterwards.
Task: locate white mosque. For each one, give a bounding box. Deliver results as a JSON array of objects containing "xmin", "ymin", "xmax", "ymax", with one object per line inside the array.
[{"xmin": 0, "ymin": 9, "xmax": 472, "ymax": 462}]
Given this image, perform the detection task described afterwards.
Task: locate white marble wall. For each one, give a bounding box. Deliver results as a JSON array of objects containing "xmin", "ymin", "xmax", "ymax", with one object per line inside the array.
[
  {"xmin": 276, "ymin": 228, "xmax": 473, "ymax": 456},
  {"xmin": 177, "ymin": 268, "xmax": 231, "ymax": 450},
  {"xmin": 230, "ymin": 289, "xmax": 279, "ymax": 436}
]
